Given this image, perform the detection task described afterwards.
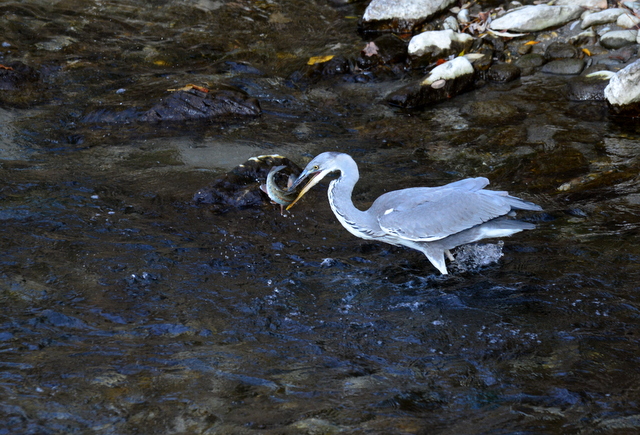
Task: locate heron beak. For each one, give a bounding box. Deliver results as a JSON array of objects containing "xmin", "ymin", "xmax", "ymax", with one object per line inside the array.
[{"xmin": 285, "ymin": 170, "xmax": 324, "ymax": 210}]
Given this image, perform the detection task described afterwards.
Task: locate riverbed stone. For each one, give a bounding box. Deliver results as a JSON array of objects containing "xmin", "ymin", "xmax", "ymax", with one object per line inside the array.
[
  {"xmin": 360, "ymin": 0, "xmax": 457, "ymax": 33},
  {"xmin": 541, "ymin": 59, "xmax": 585, "ymax": 75},
  {"xmin": 358, "ymin": 34, "xmax": 408, "ymax": 69},
  {"xmin": 566, "ymin": 74, "xmax": 611, "ymax": 101},
  {"xmin": 0, "ymin": 61, "xmax": 39, "ymax": 91},
  {"xmin": 600, "ymin": 29, "xmax": 638, "ymax": 49},
  {"xmin": 460, "ymin": 100, "xmax": 523, "ymax": 125},
  {"xmin": 486, "ymin": 63, "xmax": 521, "ymax": 83},
  {"xmin": 617, "ymin": 12, "xmax": 640, "ymax": 28},
  {"xmin": 489, "ymin": 4, "xmax": 584, "ymax": 32},
  {"xmin": 605, "ymin": 58, "xmax": 640, "ymax": 113},
  {"xmin": 545, "ymin": 42, "xmax": 579, "ymax": 60},
  {"xmin": 581, "ymin": 8, "xmax": 625, "ymax": 29},
  {"xmin": 408, "ymin": 29, "xmax": 473, "ymax": 64},
  {"xmin": 138, "ymin": 88, "xmax": 261, "ymax": 122},
  {"xmin": 515, "ymin": 53, "xmax": 546, "ymax": 74}
]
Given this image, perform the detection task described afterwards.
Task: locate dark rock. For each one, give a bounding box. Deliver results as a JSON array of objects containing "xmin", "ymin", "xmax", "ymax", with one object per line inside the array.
[
  {"xmin": 357, "ymin": 34, "xmax": 408, "ymax": 69},
  {"xmin": 138, "ymin": 88, "xmax": 261, "ymax": 122},
  {"xmin": 0, "ymin": 61, "xmax": 39, "ymax": 90},
  {"xmin": 566, "ymin": 75, "xmax": 610, "ymax": 101},
  {"xmin": 460, "ymin": 100, "xmax": 524, "ymax": 125},
  {"xmin": 193, "ymin": 155, "xmax": 301, "ymax": 211},
  {"xmin": 83, "ymin": 88, "xmax": 261, "ymax": 123},
  {"xmin": 486, "ymin": 63, "xmax": 521, "ymax": 83},
  {"xmin": 541, "ymin": 59, "xmax": 585, "ymax": 75},
  {"xmin": 515, "ymin": 53, "xmax": 546, "ymax": 70},
  {"xmin": 545, "ymin": 42, "xmax": 579, "ymax": 60}
]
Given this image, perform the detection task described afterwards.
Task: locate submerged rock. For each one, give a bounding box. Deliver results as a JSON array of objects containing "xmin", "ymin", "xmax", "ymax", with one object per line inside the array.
[
  {"xmin": 360, "ymin": 0, "xmax": 457, "ymax": 33},
  {"xmin": 83, "ymin": 88, "xmax": 261, "ymax": 124},
  {"xmin": 0, "ymin": 61, "xmax": 40, "ymax": 91},
  {"xmin": 193, "ymin": 155, "xmax": 301, "ymax": 212},
  {"xmin": 138, "ymin": 88, "xmax": 261, "ymax": 122},
  {"xmin": 566, "ymin": 73, "xmax": 611, "ymax": 101},
  {"xmin": 489, "ymin": 4, "xmax": 584, "ymax": 32}
]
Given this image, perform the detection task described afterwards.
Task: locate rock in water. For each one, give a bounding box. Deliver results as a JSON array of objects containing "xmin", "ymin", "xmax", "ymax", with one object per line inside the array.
[
  {"xmin": 361, "ymin": 0, "xmax": 457, "ymax": 33},
  {"xmin": 605, "ymin": 59, "xmax": 640, "ymax": 115},
  {"xmin": 138, "ymin": 88, "xmax": 261, "ymax": 122},
  {"xmin": 489, "ymin": 4, "xmax": 584, "ymax": 32},
  {"xmin": 387, "ymin": 56, "xmax": 475, "ymax": 108},
  {"xmin": 193, "ymin": 155, "xmax": 301, "ymax": 212}
]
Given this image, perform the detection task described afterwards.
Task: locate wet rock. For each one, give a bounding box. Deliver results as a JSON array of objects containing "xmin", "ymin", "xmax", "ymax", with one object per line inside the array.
[
  {"xmin": 408, "ymin": 29, "xmax": 473, "ymax": 64},
  {"xmin": 541, "ymin": 59, "xmax": 585, "ymax": 75},
  {"xmin": 0, "ymin": 61, "xmax": 39, "ymax": 91},
  {"xmin": 581, "ymin": 8, "xmax": 625, "ymax": 29},
  {"xmin": 566, "ymin": 73, "xmax": 611, "ymax": 101},
  {"xmin": 193, "ymin": 155, "xmax": 301, "ymax": 211},
  {"xmin": 84, "ymin": 88, "xmax": 261, "ymax": 123},
  {"xmin": 545, "ymin": 42, "xmax": 579, "ymax": 60},
  {"xmin": 605, "ymin": 59, "xmax": 640, "ymax": 114},
  {"xmin": 599, "ymin": 30, "xmax": 638, "ymax": 49},
  {"xmin": 386, "ymin": 56, "xmax": 474, "ymax": 108},
  {"xmin": 358, "ymin": 34, "xmax": 408, "ymax": 69},
  {"xmin": 360, "ymin": 0, "xmax": 457, "ymax": 33},
  {"xmin": 138, "ymin": 88, "xmax": 261, "ymax": 122},
  {"xmin": 489, "ymin": 4, "xmax": 584, "ymax": 32},
  {"xmin": 460, "ymin": 100, "xmax": 523, "ymax": 125},
  {"xmin": 515, "ymin": 53, "xmax": 546, "ymax": 74},
  {"xmin": 486, "ymin": 63, "xmax": 521, "ymax": 83}
]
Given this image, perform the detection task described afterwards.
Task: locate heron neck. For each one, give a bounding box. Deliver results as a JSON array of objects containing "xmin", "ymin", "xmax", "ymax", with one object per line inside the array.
[{"xmin": 327, "ymin": 161, "xmax": 378, "ymax": 239}]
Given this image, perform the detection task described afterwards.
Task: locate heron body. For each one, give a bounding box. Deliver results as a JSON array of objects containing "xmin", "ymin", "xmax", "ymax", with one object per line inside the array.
[{"xmin": 287, "ymin": 152, "xmax": 542, "ymax": 274}]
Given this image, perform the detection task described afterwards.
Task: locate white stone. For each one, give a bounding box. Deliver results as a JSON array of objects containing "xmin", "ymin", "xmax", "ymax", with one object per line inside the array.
[
  {"xmin": 489, "ymin": 4, "xmax": 584, "ymax": 32},
  {"xmin": 443, "ymin": 16, "xmax": 459, "ymax": 31},
  {"xmin": 604, "ymin": 59, "xmax": 640, "ymax": 106},
  {"xmin": 363, "ymin": 0, "xmax": 456, "ymax": 22},
  {"xmin": 617, "ymin": 12, "xmax": 640, "ymax": 28},
  {"xmin": 421, "ymin": 56, "xmax": 474, "ymax": 86},
  {"xmin": 581, "ymin": 8, "xmax": 625, "ymax": 29},
  {"xmin": 408, "ymin": 29, "xmax": 473, "ymax": 57},
  {"xmin": 556, "ymin": 0, "xmax": 606, "ymax": 8},
  {"xmin": 600, "ymin": 29, "xmax": 638, "ymax": 48}
]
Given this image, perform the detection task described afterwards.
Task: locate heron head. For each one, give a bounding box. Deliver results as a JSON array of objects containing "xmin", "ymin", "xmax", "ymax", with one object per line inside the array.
[{"xmin": 285, "ymin": 152, "xmax": 341, "ymax": 210}]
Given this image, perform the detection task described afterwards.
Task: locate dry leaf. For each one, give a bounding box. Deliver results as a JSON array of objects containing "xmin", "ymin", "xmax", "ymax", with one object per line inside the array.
[
  {"xmin": 307, "ymin": 55, "xmax": 334, "ymax": 65},
  {"xmin": 362, "ymin": 42, "xmax": 379, "ymax": 57}
]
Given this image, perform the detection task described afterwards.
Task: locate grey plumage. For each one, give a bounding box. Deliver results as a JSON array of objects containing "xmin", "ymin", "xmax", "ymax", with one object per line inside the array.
[{"xmin": 287, "ymin": 152, "xmax": 542, "ymax": 274}]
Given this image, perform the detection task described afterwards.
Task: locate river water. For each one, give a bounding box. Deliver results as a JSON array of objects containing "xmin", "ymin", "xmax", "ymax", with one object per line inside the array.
[{"xmin": 2, "ymin": 0, "xmax": 640, "ymax": 434}]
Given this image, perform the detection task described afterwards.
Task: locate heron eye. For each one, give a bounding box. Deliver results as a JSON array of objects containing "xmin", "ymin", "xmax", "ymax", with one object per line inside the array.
[{"xmin": 313, "ymin": 165, "xmax": 319, "ymax": 170}]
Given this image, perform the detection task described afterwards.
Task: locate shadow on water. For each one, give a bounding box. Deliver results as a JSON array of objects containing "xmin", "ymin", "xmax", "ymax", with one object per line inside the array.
[{"xmin": 2, "ymin": 0, "xmax": 640, "ymax": 434}]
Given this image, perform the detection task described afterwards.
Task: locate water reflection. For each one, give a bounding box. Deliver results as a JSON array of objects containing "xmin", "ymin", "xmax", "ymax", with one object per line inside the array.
[{"xmin": 2, "ymin": 0, "xmax": 640, "ymax": 433}]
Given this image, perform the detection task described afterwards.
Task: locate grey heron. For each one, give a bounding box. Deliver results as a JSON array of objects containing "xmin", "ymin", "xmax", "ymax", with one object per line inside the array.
[{"xmin": 286, "ymin": 152, "xmax": 542, "ymax": 274}]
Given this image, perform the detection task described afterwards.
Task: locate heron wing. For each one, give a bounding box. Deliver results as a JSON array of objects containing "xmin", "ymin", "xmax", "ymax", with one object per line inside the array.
[{"xmin": 375, "ymin": 178, "xmax": 515, "ymax": 241}]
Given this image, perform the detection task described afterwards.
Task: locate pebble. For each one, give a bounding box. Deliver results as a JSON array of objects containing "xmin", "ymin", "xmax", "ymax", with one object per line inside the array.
[
  {"xmin": 541, "ymin": 59, "xmax": 586, "ymax": 75},
  {"xmin": 600, "ymin": 30, "xmax": 638, "ymax": 50}
]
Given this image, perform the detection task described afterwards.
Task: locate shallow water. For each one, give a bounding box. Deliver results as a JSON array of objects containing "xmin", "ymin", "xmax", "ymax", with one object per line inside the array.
[{"xmin": 2, "ymin": 0, "xmax": 640, "ymax": 434}]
